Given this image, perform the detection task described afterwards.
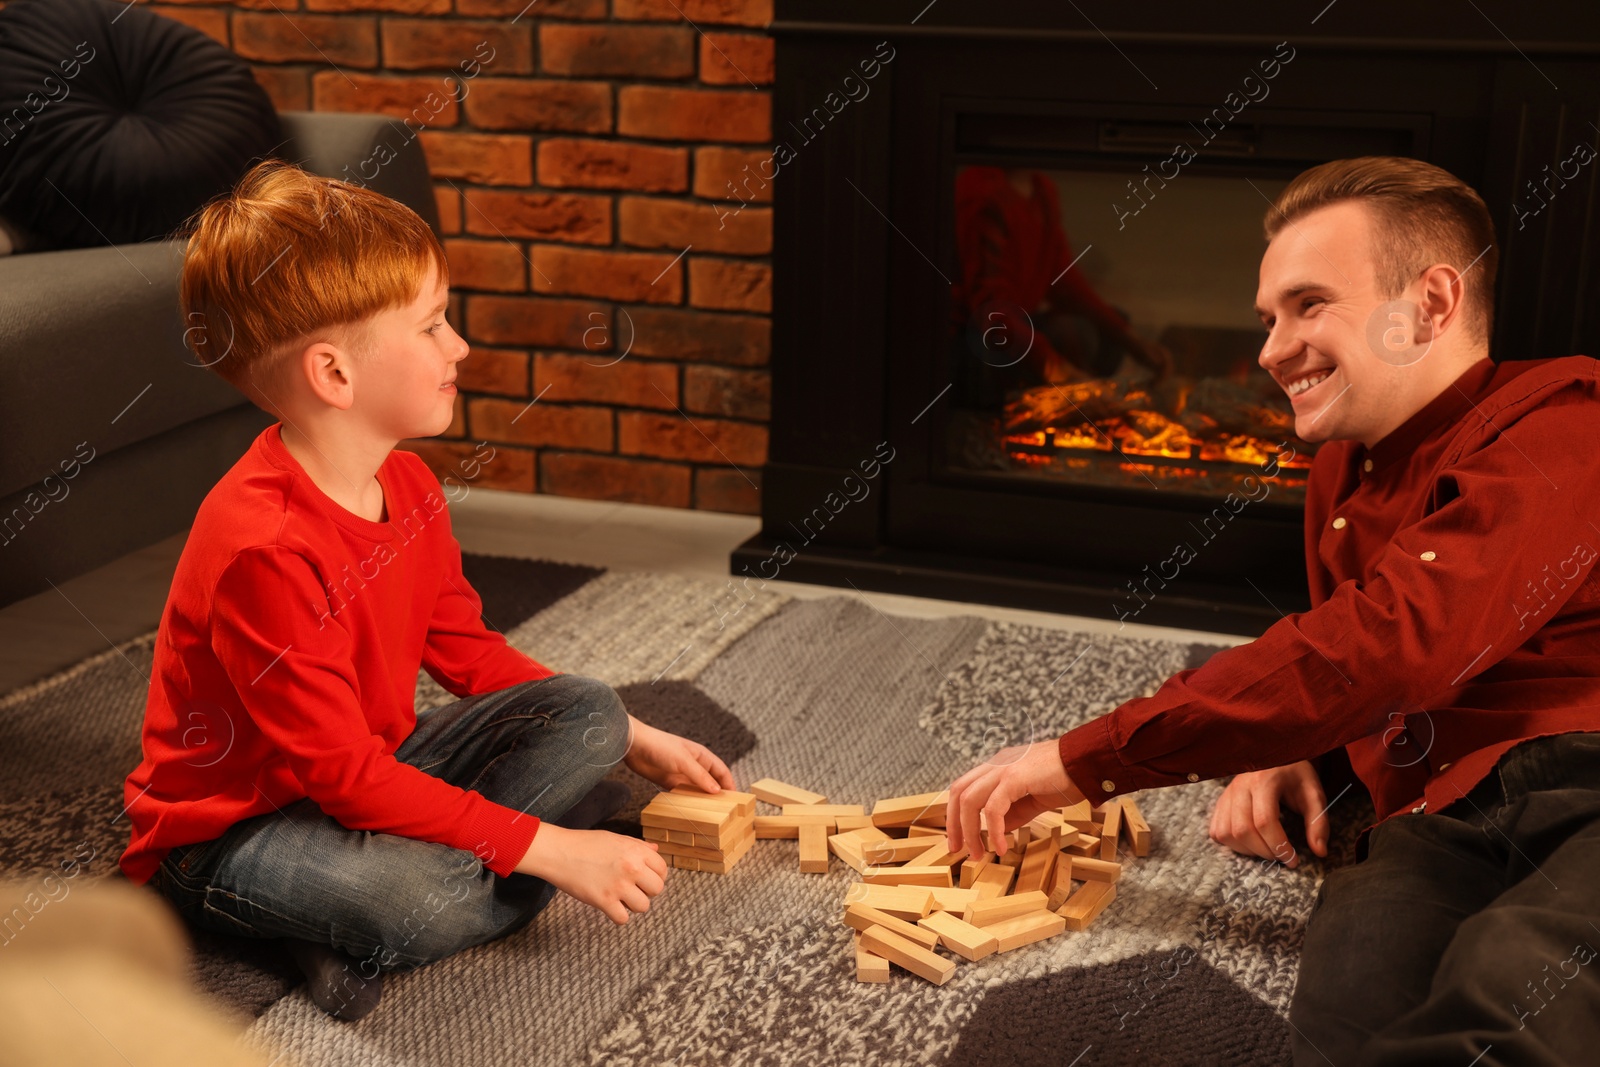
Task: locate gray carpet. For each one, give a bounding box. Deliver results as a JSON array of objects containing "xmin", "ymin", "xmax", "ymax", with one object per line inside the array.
[{"xmin": 0, "ymin": 555, "xmax": 1371, "ymax": 1066}]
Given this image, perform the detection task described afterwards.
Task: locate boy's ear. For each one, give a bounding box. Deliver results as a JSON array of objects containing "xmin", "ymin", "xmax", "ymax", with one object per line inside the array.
[{"xmin": 296, "ymin": 340, "xmax": 359, "ymax": 410}]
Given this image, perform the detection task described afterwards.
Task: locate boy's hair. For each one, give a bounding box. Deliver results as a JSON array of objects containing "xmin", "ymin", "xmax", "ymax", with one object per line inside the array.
[
  {"xmin": 176, "ymin": 159, "xmax": 450, "ymax": 409},
  {"xmin": 1264, "ymin": 156, "xmax": 1499, "ymax": 346}
]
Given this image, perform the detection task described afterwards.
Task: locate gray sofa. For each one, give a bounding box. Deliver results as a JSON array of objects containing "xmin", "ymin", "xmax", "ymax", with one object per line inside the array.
[{"xmin": 0, "ymin": 111, "xmax": 442, "ymax": 607}]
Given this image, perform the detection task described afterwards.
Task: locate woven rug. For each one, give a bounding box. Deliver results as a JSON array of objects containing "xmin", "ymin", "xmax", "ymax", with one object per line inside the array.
[{"xmin": 0, "ymin": 554, "xmax": 1372, "ymax": 1066}]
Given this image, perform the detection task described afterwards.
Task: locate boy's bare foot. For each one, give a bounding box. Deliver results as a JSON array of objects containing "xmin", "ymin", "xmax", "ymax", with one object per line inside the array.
[{"xmin": 285, "ymin": 937, "xmax": 382, "ymax": 1021}]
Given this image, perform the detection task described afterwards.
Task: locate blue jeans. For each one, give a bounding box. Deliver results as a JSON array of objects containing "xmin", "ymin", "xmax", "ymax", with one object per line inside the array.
[
  {"xmin": 149, "ymin": 673, "xmax": 630, "ymax": 975},
  {"xmin": 1289, "ymin": 730, "xmax": 1600, "ymax": 1066}
]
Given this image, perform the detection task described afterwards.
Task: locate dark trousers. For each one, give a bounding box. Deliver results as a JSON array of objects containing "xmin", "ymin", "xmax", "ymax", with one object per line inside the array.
[{"xmin": 1289, "ymin": 731, "xmax": 1600, "ymax": 1066}]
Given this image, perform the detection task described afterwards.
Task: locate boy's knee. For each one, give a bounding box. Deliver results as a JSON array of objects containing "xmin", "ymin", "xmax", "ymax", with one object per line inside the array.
[{"xmin": 555, "ymin": 675, "xmax": 630, "ymax": 767}]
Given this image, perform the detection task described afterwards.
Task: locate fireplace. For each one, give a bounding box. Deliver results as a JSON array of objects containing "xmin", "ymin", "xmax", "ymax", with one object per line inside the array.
[{"xmin": 736, "ymin": 1, "xmax": 1600, "ymax": 635}]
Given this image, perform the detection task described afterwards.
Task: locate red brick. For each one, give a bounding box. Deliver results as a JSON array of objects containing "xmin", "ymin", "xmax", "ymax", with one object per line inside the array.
[
  {"xmin": 540, "ymin": 24, "xmax": 694, "ymax": 79},
  {"xmin": 306, "ymin": 0, "xmax": 450, "ymax": 10},
  {"xmin": 233, "ymin": 14, "xmax": 378, "ymax": 67},
  {"xmin": 618, "ymin": 411, "xmax": 766, "ymax": 465},
  {"xmin": 538, "ymin": 139, "xmax": 687, "ymax": 193},
  {"xmin": 684, "ymin": 365, "xmax": 769, "ymax": 420},
  {"xmin": 535, "ymin": 353, "xmax": 679, "ymax": 409},
  {"xmin": 619, "ymin": 86, "xmax": 769, "ymax": 142},
  {"xmin": 693, "ymin": 146, "xmax": 774, "ymax": 202},
  {"xmin": 157, "ymin": 0, "xmax": 278, "ymax": 8},
  {"xmin": 699, "ymin": 32, "xmax": 772, "ymax": 85},
  {"xmin": 464, "ymin": 189, "xmax": 611, "ymax": 244},
  {"xmin": 150, "ymin": 6, "xmax": 228, "ymax": 45},
  {"xmin": 458, "ymin": 346, "xmax": 531, "ymax": 397},
  {"xmin": 444, "ymin": 238, "xmax": 527, "ymax": 292},
  {"xmin": 532, "ymin": 246, "xmax": 684, "ymax": 305},
  {"xmin": 694, "ymin": 467, "xmax": 760, "ymax": 514},
  {"xmin": 250, "ymin": 65, "xmax": 311, "ymax": 112},
  {"xmin": 435, "ymin": 186, "xmax": 462, "ymax": 234},
  {"xmin": 470, "ymin": 398, "xmax": 613, "ymax": 450},
  {"xmin": 382, "ymin": 20, "xmax": 533, "ymax": 74},
  {"xmin": 464, "ymin": 79, "xmax": 612, "ymax": 134},
  {"xmin": 312, "ymin": 72, "xmax": 461, "ymax": 125},
  {"xmin": 456, "ymin": 0, "xmax": 604, "ymax": 16},
  {"xmin": 419, "ymin": 131, "xmax": 533, "ymax": 185},
  {"xmin": 443, "ymin": 397, "xmax": 468, "ymax": 438},
  {"xmin": 689, "ymin": 257, "xmax": 769, "ymax": 312},
  {"xmin": 540, "ymin": 453, "xmax": 691, "ymax": 508},
  {"xmin": 618, "ymin": 196, "xmax": 769, "ymax": 255},
  {"xmin": 466, "ymin": 295, "xmax": 611, "ymax": 349},
  {"xmin": 626, "ymin": 307, "xmax": 769, "ymax": 366},
  {"xmin": 613, "ymin": 0, "xmax": 772, "ymax": 28},
  {"xmin": 400, "ymin": 439, "xmax": 536, "ymax": 494}
]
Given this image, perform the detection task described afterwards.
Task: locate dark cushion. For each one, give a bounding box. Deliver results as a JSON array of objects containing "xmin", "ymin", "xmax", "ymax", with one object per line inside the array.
[{"xmin": 0, "ymin": 0, "xmax": 282, "ymax": 250}]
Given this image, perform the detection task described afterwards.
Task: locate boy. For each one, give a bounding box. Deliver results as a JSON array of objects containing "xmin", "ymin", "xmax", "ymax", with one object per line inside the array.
[{"xmin": 119, "ymin": 160, "xmax": 735, "ymax": 1021}]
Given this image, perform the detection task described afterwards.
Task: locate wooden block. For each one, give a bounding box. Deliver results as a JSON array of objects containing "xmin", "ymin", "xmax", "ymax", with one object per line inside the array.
[
  {"xmin": 1058, "ymin": 880, "xmax": 1117, "ymax": 931},
  {"xmin": 906, "ymin": 825, "xmax": 945, "ymax": 838},
  {"xmin": 668, "ymin": 786, "xmax": 758, "ymax": 818},
  {"xmin": 829, "ymin": 826, "xmax": 891, "ymax": 874},
  {"xmin": 918, "ymin": 910, "xmax": 999, "ymax": 962},
  {"xmin": 834, "ymin": 815, "xmax": 876, "ymax": 832},
  {"xmin": 1071, "ymin": 856, "xmax": 1122, "ymax": 883},
  {"xmin": 799, "ymin": 822, "xmax": 830, "ymax": 873},
  {"xmin": 1063, "ymin": 831, "xmax": 1101, "ymax": 856},
  {"xmin": 986, "ymin": 908, "xmax": 1068, "ymax": 952},
  {"xmin": 1100, "ymin": 799, "xmax": 1123, "ymax": 861},
  {"xmin": 858, "ymin": 925, "xmax": 956, "ymax": 986},
  {"xmin": 783, "ymin": 804, "xmax": 866, "ymax": 817},
  {"xmin": 905, "ymin": 843, "xmax": 968, "ymax": 870},
  {"xmin": 642, "ymin": 824, "xmax": 669, "ymax": 842},
  {"xmin": 1013, "ymin": 833, "xmax": 1059, "ymax": 896},
  {"xmin": 686, "ymin": 837, "xmax": 755, "ymax": 873},
  {"xmin": 855, "ymin": 934, "xmax": 890, "ymax": 983},
  {"xmin": 870, "ymin": 791, "xmax": 949, "ymax": 828},
  {"xmin": 862, "ymin": 837, "xmax": 939, "ymax": 865},
  {"xmin": 1120, "ymin": 794, "xmax": 1152, "ymax": 857},
  {"xmin": 749, "ymin": 778, "xmax": 827, "ymax": 807},
  {"xmin": 862, "ymin": 865, "xmax": 954, "ymax": 887},
  {"xmin": 841, "ymin": 902, "xmax": 941, "ymax": 950},
  {"xmin": 655, "ymin": 829, "xmax": 755, "ymax": 863},
  {"xmin": 963, "ymin": 890, "xmax": 1050, "ymax": 927},
  {"xmin": 754, "ymin": 814, "xmax": 836, "ymax": 839},
  {"xmin": 971, "ymin": 863, "xmax": 1016, "ymax": 900},
  {"xmin": 668, "ymin": 854, "xmax": 701, "ymax": 871},
  {"xmin": 926, "ymin": 886, "xmax": 981, "ymax": 913},
  {"xmin": 846, "ymin": 883, "xmax": 936, "ymax": 921},
  {"xmin": 1013, "ymin": 826, "xmax": 1032, "ymax": 852},
  {"xmin": 1045, "ymin": 856, "xmax": 1076, "ymax": 910},
  {"xmin": 1026, "ymin": 810, "xmax": 1066, "ymax": 836},
  {"xmin": 1061, "ymin": 799, "xmax": 1098, "ymax": 831},
  {"xmin": 959, "ymin": 857, "xmax": 989, "ymax": 889},
  {"xmin": 640, "ymin": 799, "xmax": 732, "ymax": 835}
]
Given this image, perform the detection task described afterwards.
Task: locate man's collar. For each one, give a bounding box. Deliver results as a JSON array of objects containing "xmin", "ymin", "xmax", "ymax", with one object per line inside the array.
[{"xmin": 1363, "ymin": 357, "xmax": 1497, "ymax": 472}]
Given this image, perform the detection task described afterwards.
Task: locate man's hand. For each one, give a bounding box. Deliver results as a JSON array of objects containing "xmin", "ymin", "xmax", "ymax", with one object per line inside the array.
[
  {"xmin": 945, "ymin": 739, "xmax": 1085, "ymax": 859},
  {"xmin": 621, "ymin": 716, "xmax": 735, "ymax": 795},
  {"xmin": 513, "ymin": 823, "xmax": 667, "ymax": 924},
  {"xmin": 1209, "ymin": 760, "xmax": 1329, "ymax": 868}
]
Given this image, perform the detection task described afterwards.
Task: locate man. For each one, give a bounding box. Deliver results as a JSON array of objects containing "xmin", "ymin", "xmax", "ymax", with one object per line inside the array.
[{"xmin": 945, "ymin": 156, "xmax": 1600, "ymax": 1067}]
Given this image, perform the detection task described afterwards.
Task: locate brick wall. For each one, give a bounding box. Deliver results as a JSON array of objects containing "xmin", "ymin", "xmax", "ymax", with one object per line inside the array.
[{"xmin": 143, "ymin": 0, "xmax": 776, "ymax": 513}]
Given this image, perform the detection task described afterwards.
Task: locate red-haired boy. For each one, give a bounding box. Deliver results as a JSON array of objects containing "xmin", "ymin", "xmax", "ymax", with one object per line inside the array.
[{"xmin": 119, "ymin": 160, "xmax": 733, "ymax": 1020}]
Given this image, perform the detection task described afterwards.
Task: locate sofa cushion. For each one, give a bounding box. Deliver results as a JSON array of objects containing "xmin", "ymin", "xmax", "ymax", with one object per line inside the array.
[{"xmin": 0, "ymin": 0, "xmax": 282, "ymax": 251}]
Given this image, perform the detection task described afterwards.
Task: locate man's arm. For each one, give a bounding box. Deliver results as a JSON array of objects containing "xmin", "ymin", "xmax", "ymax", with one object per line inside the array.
[
  {"xmin": 1058, "ymin": 392, "xmax": 1600, "ymax": 809},
  {"xmin": 211, "ymin": 546, "xmax": 539, "ymax": 876}
]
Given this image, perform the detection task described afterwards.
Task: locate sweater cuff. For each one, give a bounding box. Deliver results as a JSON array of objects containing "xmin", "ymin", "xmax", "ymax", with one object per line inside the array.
[{"xmin": 463, "ymin": 800, "xmax": 541, "ymax": 878}]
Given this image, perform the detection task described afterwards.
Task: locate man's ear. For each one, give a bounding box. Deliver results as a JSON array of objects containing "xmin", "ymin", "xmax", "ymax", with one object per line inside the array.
[{"xmin": 1412, "ymin": 263, "xmax": 1467, "ymax": 343}]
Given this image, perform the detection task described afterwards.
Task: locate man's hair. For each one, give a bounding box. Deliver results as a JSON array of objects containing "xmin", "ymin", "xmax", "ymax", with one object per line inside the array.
[
  {"xmin": 1264, "ymin": 156, "xmax": 1499, "ymax": 346},
  {"xmin": 176, "ymin": 159, "xmax": 450, "ymax": 409}
]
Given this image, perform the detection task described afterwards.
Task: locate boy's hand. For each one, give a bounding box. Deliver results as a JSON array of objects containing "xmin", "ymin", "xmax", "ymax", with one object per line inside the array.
[
  {"xmin": 945, "ymin": 739, "xmax": 1085, "ymax": 859},
  {"xmin": 622, "ymin": 716, "xmax": 735, "ymax": 794},
  {"xmin": 513, "ymin": 823, "xmax": 667, "ymax": 924},
  {"xmin": 1209, "ymin": 760, "xmax": 1328, "ymax": 869}
]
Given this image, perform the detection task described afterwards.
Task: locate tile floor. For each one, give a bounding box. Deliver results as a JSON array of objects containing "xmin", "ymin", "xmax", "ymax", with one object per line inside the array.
[{"xmin": 0, "ymin": 488, "xmax": 1252, "ymax": 694}]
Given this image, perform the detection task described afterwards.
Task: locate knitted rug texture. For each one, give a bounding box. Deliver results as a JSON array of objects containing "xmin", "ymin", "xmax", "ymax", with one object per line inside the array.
[{"xmin": 0, "ymin": 555, "xmax": 1371, "ymax": 1066}]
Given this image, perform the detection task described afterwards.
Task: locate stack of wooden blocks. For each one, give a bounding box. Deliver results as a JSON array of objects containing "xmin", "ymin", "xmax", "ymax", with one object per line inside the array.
[
  {"xmin": 645, "ymin": 775, "xmax": 1155, "ymax": 986},
  {"xmin": 639, "ymin": 787, "xmax": 759, "ymax": 872}
]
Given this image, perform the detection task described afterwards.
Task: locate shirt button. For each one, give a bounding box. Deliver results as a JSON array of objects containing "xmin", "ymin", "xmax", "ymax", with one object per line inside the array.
[
  {"xmin": 1420, "ymin": 550, "xmax": 1436, "ymax": 561},
  {"xmin": 1363, "ymin": 459, "xmax": 1374, "ymax": 472},
  {"xmin": 1186, "ymin": 772, "xmax": 1200, "ymax": 782},
  {"xmin": 1332, "ymin": 517, "xmax": 1347, "ymax": 529},
  {"xmin": 1439, "ymin": 762, "xmax": 1452, "ymax": 771},
  {"xmin": 1101, "ymin": 779, "xmax": 1116, "ymax": 793}
]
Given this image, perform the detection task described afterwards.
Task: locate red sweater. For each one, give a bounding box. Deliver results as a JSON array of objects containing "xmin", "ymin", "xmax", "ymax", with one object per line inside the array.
[
  {"xmin": 1061, "ymin": 355, "xmax": 1600, "ymax": 824},
  {"xmin": 119, "ymin": 422, "xmax": 554, "ymax": 886}
]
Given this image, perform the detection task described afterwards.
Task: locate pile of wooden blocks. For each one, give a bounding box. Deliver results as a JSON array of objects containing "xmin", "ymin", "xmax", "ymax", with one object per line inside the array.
[
  {"xmin": 640, "ymin": 787, "xmax": 759, "ymax": 872},
  {"xmin": 741, "ymin": 777, "xmax": 1153, "ymax": 985}
]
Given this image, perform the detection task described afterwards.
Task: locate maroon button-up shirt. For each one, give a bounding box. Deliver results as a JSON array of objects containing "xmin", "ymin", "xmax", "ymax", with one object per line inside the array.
[{"xmin": 1059, "ymin": 354, "xmax": 1600, "ymax": 826}]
